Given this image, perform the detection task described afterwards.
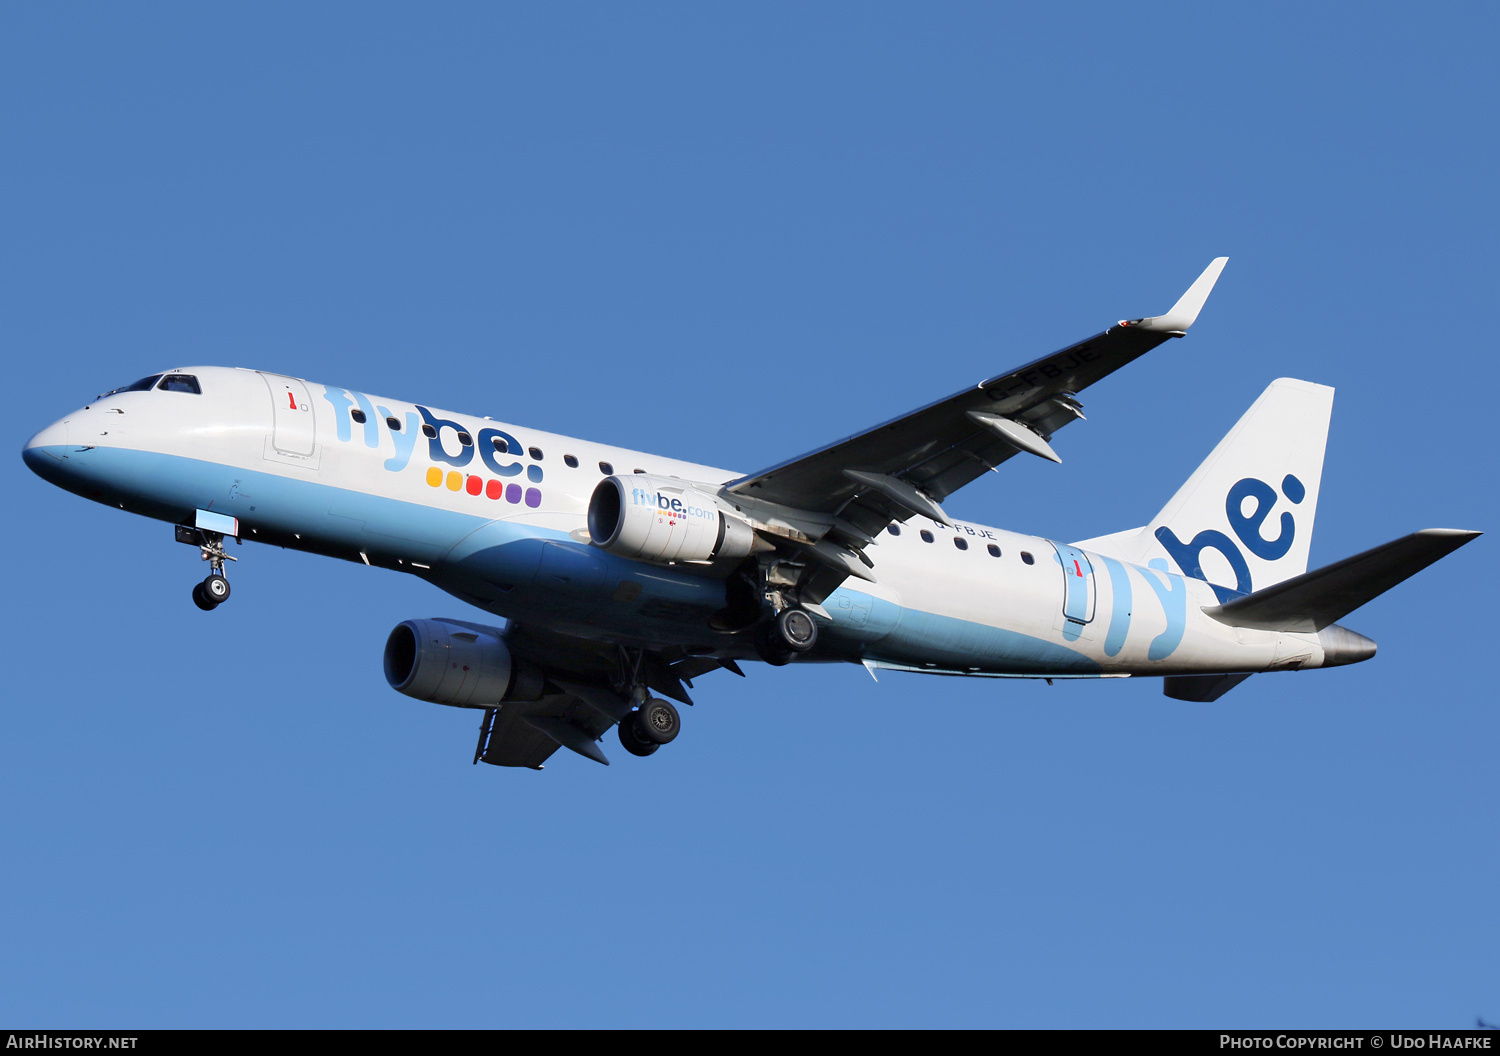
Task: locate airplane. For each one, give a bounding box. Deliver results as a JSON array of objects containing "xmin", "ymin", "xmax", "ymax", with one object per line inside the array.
[{"xmin": 20, "ymin": 258, "xmax": 1481, "ymax": 770}]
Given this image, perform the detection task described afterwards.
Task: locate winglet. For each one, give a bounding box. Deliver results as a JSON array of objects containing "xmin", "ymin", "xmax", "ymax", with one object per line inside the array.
[{"xmin": 1123, "ymin": 257, "xmax": 1228, "ymax": 335}]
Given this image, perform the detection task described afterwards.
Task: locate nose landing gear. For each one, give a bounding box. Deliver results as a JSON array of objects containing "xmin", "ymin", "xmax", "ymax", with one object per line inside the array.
[{"xmin": 176, "ymin": 524, "xmax": 238, "ymax": 611}]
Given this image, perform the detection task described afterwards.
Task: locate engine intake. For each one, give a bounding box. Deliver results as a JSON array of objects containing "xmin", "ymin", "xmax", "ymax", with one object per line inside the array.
[
  {"xmin": 383, "ymin": 618, "xmax": 541, "ymax": 708},
  {"xmin": 588, "ymin": 474, "xmax": 761, "ymax": 565}
]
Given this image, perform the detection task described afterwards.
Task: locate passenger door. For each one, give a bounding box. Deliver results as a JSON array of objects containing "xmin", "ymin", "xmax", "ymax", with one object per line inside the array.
[
  {"xmin": 1048, "ymin": 540, "xmax": 1096, "ymax": 634},
  {"xmin": 259, "ymin": 372, "xmax": 319, "ymax": 468}
]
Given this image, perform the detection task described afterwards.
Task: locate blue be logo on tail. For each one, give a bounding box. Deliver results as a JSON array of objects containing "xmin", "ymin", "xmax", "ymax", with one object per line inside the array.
[{"xmin": 1155, "ymin": 474, "xmax": 1305, "ymax": 600}]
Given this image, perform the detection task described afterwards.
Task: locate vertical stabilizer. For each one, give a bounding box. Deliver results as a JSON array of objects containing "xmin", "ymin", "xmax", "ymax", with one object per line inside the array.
[{"xmin": 1079, "ymin": 379, "xmax": 1334, "ymax": 602}]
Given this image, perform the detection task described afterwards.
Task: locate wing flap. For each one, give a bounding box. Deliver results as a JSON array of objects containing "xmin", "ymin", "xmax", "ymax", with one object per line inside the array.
[{"xmin": 479, "ymin": 703, "xmax": 565, "ymax": 769}]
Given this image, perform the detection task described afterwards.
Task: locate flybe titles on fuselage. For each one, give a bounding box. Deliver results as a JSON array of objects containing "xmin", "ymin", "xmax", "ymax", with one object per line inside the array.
[{"xmin": 322, "ymin": 386, "xmax": 544, "ymax": 508}]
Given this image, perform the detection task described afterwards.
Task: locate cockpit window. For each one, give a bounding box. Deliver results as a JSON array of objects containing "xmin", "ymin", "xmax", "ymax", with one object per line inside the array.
[
  {"xmin": 97, "ymin": 375, "xmax": 163, "ymax": 399},
  {"xmin": 157, "ymin": 374, "xmax": 201, "ymax": 394}
]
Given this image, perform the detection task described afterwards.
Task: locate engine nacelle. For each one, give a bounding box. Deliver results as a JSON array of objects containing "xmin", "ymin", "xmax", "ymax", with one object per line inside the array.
[
  {"xmin": 588, "ymin": 474, "xmax": 762, "ymax": 564},
  {"xmin": 383, "ymin": 618, "xmax": 541, "ymax": 708}
]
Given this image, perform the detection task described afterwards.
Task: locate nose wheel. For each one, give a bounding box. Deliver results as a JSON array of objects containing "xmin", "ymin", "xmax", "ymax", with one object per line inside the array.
[{"xmin": 193, "ymin": 573, "xmax": 231, "ymax": 610}]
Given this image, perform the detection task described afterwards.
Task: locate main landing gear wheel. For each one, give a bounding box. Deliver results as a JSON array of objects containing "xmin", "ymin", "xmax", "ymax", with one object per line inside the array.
[
  {"xmin": 637, "ymin": 698, "xmax": 681, "ymax": 745},
  {"xmin": 618, "ymin": 715, "xmax": 660, "ymax": 757},
  {"xmin": 775, "ymin": 608, "xmax": 817, "ymax": 651},
  {"xmin": 755, "ymin": 607, "xmax": 819, "ymax": 665}
]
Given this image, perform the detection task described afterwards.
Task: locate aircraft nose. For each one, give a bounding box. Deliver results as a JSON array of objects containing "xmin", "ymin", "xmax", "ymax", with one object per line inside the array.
[{"xmin": 21, "ymin": 418, "xmax": 73, "ymax": 479}]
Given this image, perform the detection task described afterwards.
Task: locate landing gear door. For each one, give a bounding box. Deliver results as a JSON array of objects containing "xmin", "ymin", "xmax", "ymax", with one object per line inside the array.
[
  {"xmin": 259, "ymin": 372, "xmax": 320, "ymax": 469},
  {"xmin": 1048, "ymin": 540, "xmax": 1096, "ymax": 631}
]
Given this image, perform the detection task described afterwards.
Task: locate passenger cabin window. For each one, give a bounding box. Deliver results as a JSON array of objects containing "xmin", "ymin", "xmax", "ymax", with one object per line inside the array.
[
  {"xmin": 421, "ymin": 424, "xmax": 437, "ymax": 439},
  {"xmin": 564, "ymin": 454, "xmax": 579, "ymax": 468},
  {"xmin": 887, "ymin": 525, "xmax": 901, "ymax": 536},
  {"xmin": 1021, "ymin": 551, "xmax": 1035, "ymax": 565},
  {"xmin": 528, "ymin": 446, "xmax": 544, "ymax": 460},
  {"xmin": 457, "ymin": 431, "xmax": 473, "ymax": 446},
  {"xmin": 987, "ymin": 544, "xmax": 1001, "ymax": 558},
  {"xmin": 492, "ymin": 437, "xmax": 509, "ymax": 453},
  {"xmin": 386, "ymin": 417, "xmax": 402, "ymax": 431},
  {"xmin": 920, "ymin": 530, "xmax": 934, "ymax": 543},
  {"xmin": 157, "ymin": 374, "xmax": 201, "ymax": 394},
  {"xmin": 98, "ymin": 375, "xmax": 163, "ymax": 399},
  {"xmin": 350, "ymin": 409, "xmax": 367, "ymax": 424},
  {"xmin": 953, "ymin": 537, "xmax": 968, "ymax": 550},
  {"xmin": 599, "ymin": 461, "xmax": 614, "ymax": 474}
]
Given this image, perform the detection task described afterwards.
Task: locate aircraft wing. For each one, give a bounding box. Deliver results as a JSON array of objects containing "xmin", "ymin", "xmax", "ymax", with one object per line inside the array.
[
  {"xmin": 720, "ymin": 259, "xmax": 1227, "ymax": 603},
  {"xmin": 726, "ymin": 259, "xmax": 1227, "ymax": 522}
]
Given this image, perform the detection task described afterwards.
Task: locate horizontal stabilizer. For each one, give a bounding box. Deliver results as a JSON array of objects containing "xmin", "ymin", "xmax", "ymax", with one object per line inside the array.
[
  {"xmin": 1164, "ymin": 673, "xmax": 1252, "ymax": 702},
  {"xmin": 1203, "ymin": 528, "xmax": 1481, "ymax": 632}
]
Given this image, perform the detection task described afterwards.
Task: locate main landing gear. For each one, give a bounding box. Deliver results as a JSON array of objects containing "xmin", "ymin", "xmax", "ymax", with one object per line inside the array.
[
  {"xmin": 177, "ymin": 525, "xmax": 238, "ymax": 612},
  {"xmin": 617, "ymin": 697, "xmax": 681, "ymax": 757},
  {"xmin": 755, "ymin": 606, "xmax": 819, "ymax": 666},
  {"xmin": 610, "ymin": 648, "xmax": 688, "ymax": 760}
]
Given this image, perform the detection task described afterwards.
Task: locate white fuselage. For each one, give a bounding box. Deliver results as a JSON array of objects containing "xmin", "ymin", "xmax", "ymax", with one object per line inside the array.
[{"xmin": 22, "ymin": 366, "xmax": 1331, "ymax": 679}]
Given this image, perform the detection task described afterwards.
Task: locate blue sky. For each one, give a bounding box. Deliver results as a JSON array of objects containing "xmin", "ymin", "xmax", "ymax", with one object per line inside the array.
[{"xmin": 3, "ymin": 3, "xmax": 1495, "ymax": 1028}]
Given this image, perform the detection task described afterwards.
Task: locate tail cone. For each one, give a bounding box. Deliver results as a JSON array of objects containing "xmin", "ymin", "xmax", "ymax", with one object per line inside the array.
[{"xmin": 1317, "ymin": 625, "xmax": 1377, "ymax": 667}]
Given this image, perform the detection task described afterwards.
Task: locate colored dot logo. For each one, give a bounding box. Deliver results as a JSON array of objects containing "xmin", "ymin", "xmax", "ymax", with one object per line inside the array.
[{"xmin": 427, "ymin": 466, "xmax": 541, "ymax": 508}]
